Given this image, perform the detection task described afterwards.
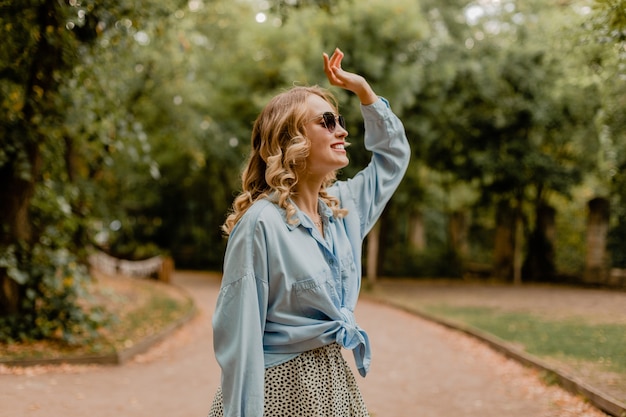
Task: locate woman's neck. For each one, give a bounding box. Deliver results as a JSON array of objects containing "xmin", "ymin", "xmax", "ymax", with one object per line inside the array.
[{"xmin": 292, "ymin": 182, "xmax": 322, "ymax": 216}]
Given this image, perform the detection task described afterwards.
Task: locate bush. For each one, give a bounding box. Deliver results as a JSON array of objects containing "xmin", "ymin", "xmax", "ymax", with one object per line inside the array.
[
  {"xmin": 0, "ymin": 242, "xmax": 107, "ymax": 344},
  {"xmin": 381, "ymin": 244, "xmax": 464, "ymax": 278}
]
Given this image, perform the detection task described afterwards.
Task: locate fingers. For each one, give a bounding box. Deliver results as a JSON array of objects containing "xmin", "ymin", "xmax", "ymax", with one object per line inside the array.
[
  {"xmin": 323, "ymin": 55, "xmax": 340, "ymax": 86},
  {"xmin": 323, "ymin": 48, "xmax": 346, "ymax": 87},
  {"xmin": 322, "ymin": 48, "xmax": 375, "ymax": 103},
  {"xmin": 323, "ymin": 52, "xmax": 331, "ymax": 74},
  {"xmin": 323, "ymin": 54, "xmax": 337, "ymax": 85},
  {"xmin": 329, "ymin": 48, "xmax": 344, "ymax": 69}
]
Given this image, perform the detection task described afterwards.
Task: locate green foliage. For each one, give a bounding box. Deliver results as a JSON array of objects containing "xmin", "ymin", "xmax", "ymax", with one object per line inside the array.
[
  {"xmin": 382, "ymin": 244, "xmax": 464, "ymax": 278},
  {"xmin": 414, "ymin": 7, "xmax": 600, "ymax": 203},
  {"xmin": 0, "ymin": 0, "xmax": 92, "ymax": 341},
  {"xmin": 0, "ymin": 242, "xmax": 107, "ymax": 343},
  {"xmin": 84, "ymin": 0, "xmax": 431, "ymax": 268},
  {"xmin": 2, "ymin": 0, "xmax": 626, "ymax": 345},
  {"xmin": 268, "ymin": 0, "xmax": 344, "ymax": 20},
  {"xmin": 580, "ymin": 0, "xmax": 626, "ymax": 269},
  {"xmin": 589, "ymin": 0, "xmax": 626, "ymax": 47},
  {"xmin": 402, "ymin": 0, "xmax": 617, "ymax": 279},
  {"xmin": 0, "ymin": 0, "xmax": 176, "ymax": 341},
  {"xmin": 88, "ymin": 0, "xmax": 291, "ymax": 267}
]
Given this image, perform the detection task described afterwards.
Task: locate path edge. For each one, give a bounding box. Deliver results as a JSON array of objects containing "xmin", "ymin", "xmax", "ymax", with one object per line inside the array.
[
  {"xmin": 363, "ymin": 293, "xmax": 626, "ymax": 417},
  {"xmin": 0, "ymin": 283, "xmax": 198, "ymax": 368}
]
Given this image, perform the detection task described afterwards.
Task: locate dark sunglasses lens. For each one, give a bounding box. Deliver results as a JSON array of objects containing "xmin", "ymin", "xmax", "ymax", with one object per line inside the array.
[
  {"xmin": 338, "ymin": 115, "xmax": 345, "ymax": 130},
  {"xmin": 322, "ymin": 113, "xmax": 336, "ymax": 132},
  {"xmin": 322, "ymin": 113, "xmax": 344, "ymax": 132}
]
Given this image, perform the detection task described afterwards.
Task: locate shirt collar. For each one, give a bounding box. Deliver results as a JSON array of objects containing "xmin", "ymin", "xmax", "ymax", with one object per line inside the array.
[{"xmin": 283, "ymin": 197, "xmax": 334, "ymax": 231}]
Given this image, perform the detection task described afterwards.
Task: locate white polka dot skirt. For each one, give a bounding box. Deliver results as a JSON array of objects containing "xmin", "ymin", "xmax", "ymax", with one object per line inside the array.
[{"xmin": 209, "ymin": 343, "xmax": 369, "ymax": 417}]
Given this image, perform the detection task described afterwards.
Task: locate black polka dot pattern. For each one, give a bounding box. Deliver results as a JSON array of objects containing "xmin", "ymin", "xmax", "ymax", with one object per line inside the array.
[{"xmin": 209, "ymin": 343, "xmax": 369, "ymax": 416}]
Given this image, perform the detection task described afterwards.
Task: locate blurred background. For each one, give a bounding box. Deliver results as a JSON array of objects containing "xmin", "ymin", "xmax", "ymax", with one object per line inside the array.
[{"xmin": 1, "ymin": 0, "xmax": 625, "ymax": 341}]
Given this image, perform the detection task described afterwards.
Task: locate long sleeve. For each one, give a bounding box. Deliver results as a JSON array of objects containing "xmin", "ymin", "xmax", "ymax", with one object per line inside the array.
[
  {"xmin": 343, "ymin": 97, "xmax": 411, "ymax": 236},
  {"xmin": 331, "ymin": 97, "xmax": 411, "ymax": 277},
  {"xmin": 212, "ymin": 208, "xmax": 270, "ymax": 417}
]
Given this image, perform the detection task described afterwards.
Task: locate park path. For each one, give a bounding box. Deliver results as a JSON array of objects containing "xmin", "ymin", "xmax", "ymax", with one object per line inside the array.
[{"xmin": 0, "ymin": 271, "xmax": 607, "ymax": 417}]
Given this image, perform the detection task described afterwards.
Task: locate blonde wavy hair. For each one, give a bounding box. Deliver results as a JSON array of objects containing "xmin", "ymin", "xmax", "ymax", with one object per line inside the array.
[{"xmin": 222, "ymin": 85, "xmax": 348, "ymax": 235}]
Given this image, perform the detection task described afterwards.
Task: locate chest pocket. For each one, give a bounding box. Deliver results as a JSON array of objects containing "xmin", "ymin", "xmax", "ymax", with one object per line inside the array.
[{"xmin": 293, "ymin": 271, "xmax": 340, "ymax": 320}]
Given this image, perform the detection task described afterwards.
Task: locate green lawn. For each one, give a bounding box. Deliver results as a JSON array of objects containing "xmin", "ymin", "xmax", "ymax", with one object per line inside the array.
[{"xmin": 423, "ymin": 305, "xmax": 626, "ymax": 374}]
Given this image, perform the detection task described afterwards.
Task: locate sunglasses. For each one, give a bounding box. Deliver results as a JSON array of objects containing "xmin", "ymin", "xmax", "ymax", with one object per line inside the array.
[{"xmin": 310, "ymin": 112, "xmax": 346, "ymax": 133}]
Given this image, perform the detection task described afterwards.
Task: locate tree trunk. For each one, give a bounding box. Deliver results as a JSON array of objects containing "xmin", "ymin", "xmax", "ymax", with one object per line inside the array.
[
  {"xmin": 0, "ymin": 147, "xmax": 39, "ymax": 315},
  {"xmin": 366, "ymin": 221, "xmax": 381, "ymax": 286},
  {"xmin": 584, "ymin": 197, "xmax": 610, "ymax": 284},
  {"xmin": 0, "ymin": 2, "xmax": 57, "ymax": 316},
  {"xmin": 513, "ymin": 213, "xmax": 524, "ymax": 286},
  {"xmin": 0, "ymin": 147, "xmax": 39, "ymax": 244},
  {"xmin": 523, "ymin": 203, "xmax": 556, "ymax": 282},
  {"xmin": 493, "ymin": 200, "xmax": 516, "ymax": 280},
  {"xmin": 449, "ymin": 210, "xmax": 469, "ymax": 259},
  {"xmin": 408, "ymin": 210, "xmax": 426, "ymax": 251}
]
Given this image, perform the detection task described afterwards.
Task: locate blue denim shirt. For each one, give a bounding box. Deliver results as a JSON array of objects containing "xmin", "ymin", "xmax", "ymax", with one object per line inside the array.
[{"xmin": 212, "ymin": 97, "xmax": 410, "ymax": 417}]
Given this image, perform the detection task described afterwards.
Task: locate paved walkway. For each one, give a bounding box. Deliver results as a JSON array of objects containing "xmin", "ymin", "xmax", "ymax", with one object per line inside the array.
[{"xmin": 0, "ymin": 271, "xmax": 609, "ymax": 417}]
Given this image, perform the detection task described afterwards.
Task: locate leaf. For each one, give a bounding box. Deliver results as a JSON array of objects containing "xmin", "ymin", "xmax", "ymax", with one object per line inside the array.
[{"xmin": 8, "ymin": 267, "xmax": 29, "ymax": 285}]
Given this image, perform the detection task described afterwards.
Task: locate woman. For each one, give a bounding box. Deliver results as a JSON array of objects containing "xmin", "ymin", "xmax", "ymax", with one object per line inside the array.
[{"xmin": 209, "ymin": 48, "xmax": 410, "ymax": 417}]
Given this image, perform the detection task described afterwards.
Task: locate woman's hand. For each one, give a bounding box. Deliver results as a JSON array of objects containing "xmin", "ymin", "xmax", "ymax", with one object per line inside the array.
[{"xmin": 323, "ymin": 48, "xmax": 378, "ymax": 105}]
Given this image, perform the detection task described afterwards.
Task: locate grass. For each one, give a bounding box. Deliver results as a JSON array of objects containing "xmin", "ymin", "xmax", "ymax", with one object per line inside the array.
[
  {"xmin": 0, "ymin": 273, "xmax": 195, "ymax": 363},
  {"xmin": 422, "ymin": 305, "xmax": 626, "ymax": 374},
  {"xmin": 410, "ymin": 303, "xmax": 626, "ymax": 404},
  {"xmin": 103, "ymin": 291, "xmax": 192, "ymax": 350}
]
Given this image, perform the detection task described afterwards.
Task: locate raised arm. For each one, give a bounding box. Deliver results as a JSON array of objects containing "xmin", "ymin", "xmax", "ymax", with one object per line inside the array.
[
  {"xmin": 324, "ymin": 48, "xmax": 411, "ymax": 239},
  {"xmin": 323, "ymin": 48, "xmax": 378, "ymax": 105}
]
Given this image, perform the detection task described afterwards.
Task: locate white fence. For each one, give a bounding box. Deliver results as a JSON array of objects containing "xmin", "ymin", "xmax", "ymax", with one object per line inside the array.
[{"xmin": 88, "ymin": 251, "xmax": 169, "ymax": 280}]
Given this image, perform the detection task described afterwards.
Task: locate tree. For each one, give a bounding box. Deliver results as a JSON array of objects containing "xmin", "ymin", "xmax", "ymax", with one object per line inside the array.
[
  {"xmin": 101, "ymin": 0, "xmax": 430, "ymax": 270},
  {"xmin": 92, "ymin": 0, "xmax": 333, "ymax": 268},
  {"xmin": 0, "ymin": 0, "xmax": 182, "ymax": 342},
  {"xmin": 583, "ymin": 0, "xmax": 626, "ymax": 268},
  {"xmin": 0, "ymin": 1, "xmax": 94, "ymax": 339},
  {"xmin": 405, "ymin": 0, "xmax": 602, "ymax": 281}
]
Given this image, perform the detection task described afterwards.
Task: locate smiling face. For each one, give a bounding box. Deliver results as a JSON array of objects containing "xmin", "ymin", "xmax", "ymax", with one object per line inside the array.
[{"xmin": 303, "ymin": 94, "xmax": 349, "ymax": 179}]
